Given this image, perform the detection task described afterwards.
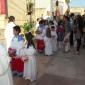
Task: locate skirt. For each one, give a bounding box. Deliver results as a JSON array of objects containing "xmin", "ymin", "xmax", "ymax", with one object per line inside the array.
[
  {"xmin": 10, "ymin": 57, "xmax": 24, "ymax": 76},
  {"xmin": 36, "ymin": 39, "xmax": 44, "ymax": 52}
]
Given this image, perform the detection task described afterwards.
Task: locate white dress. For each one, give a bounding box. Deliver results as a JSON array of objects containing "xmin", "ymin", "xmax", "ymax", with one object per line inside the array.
[
  {"xmin": 51, "ymin": 30, "xmax": 58, "ymax": 52},
  {"xmin": 44, "ymin": 36, "xmax": 53, "ymax": 55},
  {"xmin": 19, "ymin": 46, "xmax": 37, "ymax": 82},
  {"xmin": 4, "ymin": 22, "xmax": 16, "ymax": 49},
  {"xmin": 0, "ymin": 44, "xmax": 13, "ymax": 85},
  {"xmin": 11, "ymin": 35, "xmax": 24, "ymax": 56}
]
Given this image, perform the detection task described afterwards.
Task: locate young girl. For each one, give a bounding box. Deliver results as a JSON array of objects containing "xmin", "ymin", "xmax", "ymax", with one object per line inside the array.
[
  {"xmin": 11, "ymin": 25, "xmax": 24, "ymax": 55},
  {"xmin": 20, "ymin": 32, "xmax": 37, "ymax": 82},
  {"xmin": 51, "ymin": 25, "xmax": 58, "ymax": 52},
  {"xmin": 44, "ymin": 28, "xmax": 53, "ymax": 56},
  {"xmin": 10, "ymin": 25, "xmax": 24, "ymax": 76},
  {"xmin": 35, "ymin": 30, "xmax": 44, "ymax": 52}
]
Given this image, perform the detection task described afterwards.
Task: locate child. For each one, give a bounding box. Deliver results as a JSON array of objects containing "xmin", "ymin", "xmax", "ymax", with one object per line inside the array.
[
  {"xmin": 10, "ymin": 25, "xmax": 24, "ymax": 76},
  {"xmin": 35, "ymin": 30, "xmax": 44, "ymax": 52},
  {"xmin": 51, "ymin": 25, "xmax": 58, "ymax": 52},
  {"xmin": 20, "ymin": 32, "xmax": 37, "ymax": 82},
  {"xmin": 44, "ymin": 28, "xmax": 53, "ymax": 56},
  {"xmin": 11, "ymin": 25, "xmax": 24, "ymax": 55},
  {"xmin": 57, "ymin": 21, "xmax": 65, "ymax": 49}
]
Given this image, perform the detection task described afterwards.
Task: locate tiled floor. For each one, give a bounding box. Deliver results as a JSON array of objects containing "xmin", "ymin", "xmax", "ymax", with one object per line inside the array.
[{"xmin": 13, "ymin": 48, "xmax": 85, "ymax": 85}]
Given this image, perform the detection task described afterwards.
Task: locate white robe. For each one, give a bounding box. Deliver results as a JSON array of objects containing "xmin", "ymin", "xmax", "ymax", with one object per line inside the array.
[
  {"xmin": 4, "ymin": 22, "xmax": 16, "ymax": 49},
  {"xmin": 19, "ymin": 46, "xmax": 37, "ymax": 82},
  {"xmin": 11, "ymin": 35, "xmax": 24, "ymax": 56},
  {"xmin": 51, "ymin": 30, "xmax": 58, "ymax": 52},
  {"xmin": 0, "ymin": 44, "xmax": 13, "ymax": 85},
  {"xmin": 44, "ymin": 36, "xmax": 53, "ymax": 55}
]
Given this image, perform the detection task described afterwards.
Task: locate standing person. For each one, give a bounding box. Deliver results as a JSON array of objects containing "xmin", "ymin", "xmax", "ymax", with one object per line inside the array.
[
  {"xmin": 10, "ymin": 26, "xmax": 24, "ymax": 76},
  {"xmin": 4, "ymin": 16, "xmax": 16, "ymax": 50},
  {"xmin": 44, "ymin": 28, "xmax": 53, "ymax": 56},
  {"xmin": 0, "ymin": 44, "xmax": 13, "ymax": 85},
  {"xmin": 35, "ymin": 30, "xmax": 44, "ymax": 53},
  {"xmin": 35, "ymin": 18, "xmax": 40, "ymax": 30},
  {"xmin": 51, "ymin": 25, "xmax": 58, "ymax": 52},
  {"xmin": 75, "ymin": 15, "xmax": 83, "ymax": 54},
  {"xmin": 64, "ymin": 16, "xmax": 71, "ymax": 52},
  {"xmin": 20, "ymin": 32, "xmax": 37, "ymax": 82},
  {"xmin": 11, "ymin": 26, "xmax": 24, "ymax": 55},
  {"xmin": 57, "ymin": 20, "xmax": 65, "ymax": 49},
  {"xmin": 69, "ymin": 14, "xmax": 74, "ymax": 47},
  {"xmin": 82, "ymin": 15, "xmax": 85, "ymax": 48}
]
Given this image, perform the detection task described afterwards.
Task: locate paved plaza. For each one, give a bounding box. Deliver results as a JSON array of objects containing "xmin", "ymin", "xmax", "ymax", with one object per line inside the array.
[{"xmin": 13, "ymin": 48, "xmax": 85, "ymax": 85}]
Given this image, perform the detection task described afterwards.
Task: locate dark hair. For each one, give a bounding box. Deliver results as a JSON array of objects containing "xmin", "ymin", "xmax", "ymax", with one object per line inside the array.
[
  {"xmin": 25, "ymin": 32, "xmax": 35, "ymax": 48},
  {"xmin": 13, "ymin": 25, "xmax": 21, "ymax": 33},
  {"xmin": 58, "ymin": 20, "xmax": 63, "ymax": 26},
  {"xmin": 37, "ymin": 18, "xmax": 40, "ymax": 21},
  {"xmin": 46, "ymin": 28, "xmax": 51, "ymax": 38},
  {"xmin": 49, "ymin": 21, "xmax": 54, "ymax": 25},
  {"xmin": 51, "ymin": 25, "xmax": 55, "ymax": 30},
  {"xmin": 8, "ymin": 16, "xmax": 15, "ymax": 22}
]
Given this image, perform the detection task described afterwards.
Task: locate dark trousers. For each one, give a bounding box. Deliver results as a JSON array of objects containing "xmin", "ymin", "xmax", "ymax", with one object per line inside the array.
[
  {"xmin": 77, "ymin": 39, "xmax": 81, "ymax": 51},
  {"xmin": 83, "ymin": 33, "xmax": 85, "ymax": 48},
  {"xmin": 70, "ymin": 31, "xmax": 73, "ymax": 46}
]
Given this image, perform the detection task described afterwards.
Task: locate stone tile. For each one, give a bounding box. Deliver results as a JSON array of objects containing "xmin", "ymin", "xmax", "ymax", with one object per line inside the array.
[{"xmin": 36, "ymin": 74, "xmax": 85, "ymax": 85}]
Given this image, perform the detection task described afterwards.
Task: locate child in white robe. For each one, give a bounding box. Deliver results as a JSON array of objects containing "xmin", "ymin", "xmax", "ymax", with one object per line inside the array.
[
  {"xmin": 51, "ymin": 25, "xmax": 58, "ymax": 52},
  {"xmin": 20, "ymin": 32, "xmax": 37, "ymax": 82},
  {"xmin": 35, "ymin": 30, "xmax": 44, "ymax": 52},
  {"xmin": 44, "ymin": 28, "xmax": 53, "ymax": 56},
  {"xmin": 11, "ymin": 26, "xmax": 24, "ymax": 56},
  {"xmin": 0, "ymin": 44, "xmax": 13, "ymax": 85},
  {"xmin": 10, "ymin": 26, "xmax": 24, "ymax": 76}
]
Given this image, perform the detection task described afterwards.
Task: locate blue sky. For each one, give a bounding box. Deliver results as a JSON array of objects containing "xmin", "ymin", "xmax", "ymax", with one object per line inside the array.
[{"xmin": 70, "ymin": 0, "xmax": 85, "ymax": 7}]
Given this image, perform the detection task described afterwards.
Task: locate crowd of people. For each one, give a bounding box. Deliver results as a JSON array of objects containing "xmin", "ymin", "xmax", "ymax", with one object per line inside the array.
[
  {"xmin": 0, "ymin": 12, "xmax": 85, "ymax": 85},
  {"xmin": 35, "ymin": 13, "xmax": 85, "ymax": 55}
]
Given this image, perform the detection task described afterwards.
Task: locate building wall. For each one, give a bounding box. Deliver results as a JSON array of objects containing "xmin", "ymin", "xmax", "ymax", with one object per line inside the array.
[
  {"xmin": 70, "ymin": 7, "xmax": 85, "ymax": 15},
  {"xmin": 34, "ymin": 0, "xmax": 68, "ymax": 19},
  {"xmin": 7, "ymin": 0, "xmax": 27, "ymax": 25},
  {"xmin": 0, "ymin": 0, "xmax": 27, "ymax": 42}
]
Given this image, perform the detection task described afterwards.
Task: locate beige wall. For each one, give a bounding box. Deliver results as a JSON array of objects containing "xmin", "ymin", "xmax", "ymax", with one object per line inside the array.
[
  {"xmin": 70, "ymin": 7, "xmax": 85, "ymax": 15},
  {"xmin": 7, "ymin": 0, "xmax": 27, "ymax": 25}
]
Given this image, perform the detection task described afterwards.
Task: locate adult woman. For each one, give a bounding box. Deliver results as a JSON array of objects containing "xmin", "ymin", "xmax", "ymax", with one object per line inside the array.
[{"xmin": 4, "ymin": 16, "xmax": 16, "ymax": 50}]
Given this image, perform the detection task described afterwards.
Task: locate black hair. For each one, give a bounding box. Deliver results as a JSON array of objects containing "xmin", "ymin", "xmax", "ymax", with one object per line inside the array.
[
  {"xmin": 25, "ymin": 32, "xmax": 35, "ymax": 48},
  {"xmin": 8, "ymin": 16, "xmax": 15, "ymax": 22},
  {"xmin": 46, "ymin": 28, "xmax": 51, "ymax": 38},
  {"xmin": 13, "ymin": 25, "xmax": 21, "ymax": 33},
  {"xmin": 51, "ymin": 25, "xmax": 55, "ymax": 29}
]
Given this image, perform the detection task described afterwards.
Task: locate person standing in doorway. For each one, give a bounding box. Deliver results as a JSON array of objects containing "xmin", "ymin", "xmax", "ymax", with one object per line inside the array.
[{"xmin": 4, "ymin": 16, "xmax": 16, "ymax": 50}]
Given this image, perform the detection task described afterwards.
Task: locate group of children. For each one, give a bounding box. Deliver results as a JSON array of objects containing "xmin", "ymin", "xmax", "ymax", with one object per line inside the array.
[
  {"xmin": 35, "ymin": 19, "xmax": 66, "ymax": 56},
  {"xmin": 9, "ymin": 25, "xmax": 37, "ymax": 82}
]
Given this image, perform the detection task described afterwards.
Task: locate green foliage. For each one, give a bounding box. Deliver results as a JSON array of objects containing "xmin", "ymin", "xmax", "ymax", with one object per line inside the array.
[{"xmin": 21, "ymin": 22, "xmax": 34, "ymax": 33}]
